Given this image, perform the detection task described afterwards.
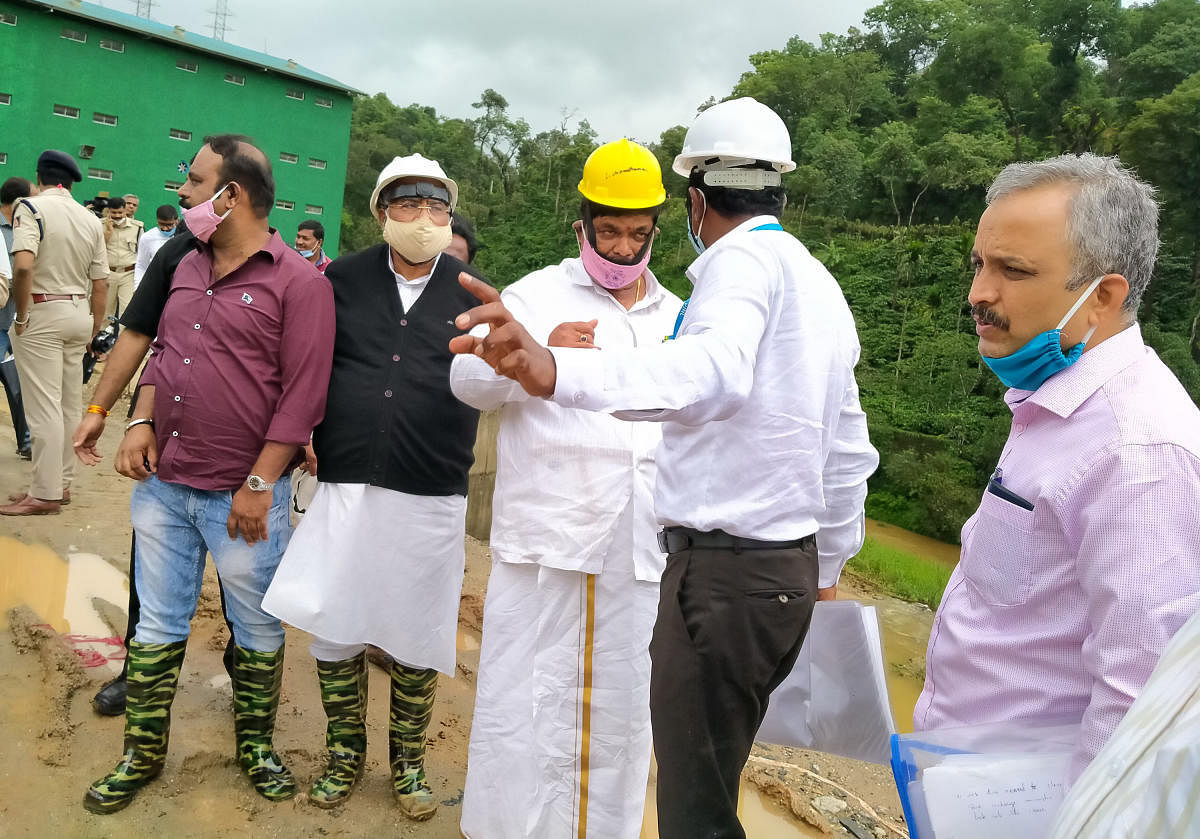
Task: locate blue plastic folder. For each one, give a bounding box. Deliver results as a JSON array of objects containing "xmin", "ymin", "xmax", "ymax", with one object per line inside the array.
[{"xmin": 890, "ymin": 718, "xmax": 1080, "ymax": 839}]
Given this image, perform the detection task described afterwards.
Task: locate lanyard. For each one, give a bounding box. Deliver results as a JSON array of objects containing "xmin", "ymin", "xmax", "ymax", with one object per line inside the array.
[{"xmin": 667, "ymin": 222, "xmax": 784, "ymax": 340}]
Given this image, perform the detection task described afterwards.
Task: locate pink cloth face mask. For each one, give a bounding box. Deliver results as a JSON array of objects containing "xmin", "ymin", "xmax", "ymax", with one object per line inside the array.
[
  {"xmin": 577, "ymin": 223, "xmax": 655, "ymax": 291},
  {"xmin": 182, "ymin": 182, "xmax": 233, "ymax": 243}
]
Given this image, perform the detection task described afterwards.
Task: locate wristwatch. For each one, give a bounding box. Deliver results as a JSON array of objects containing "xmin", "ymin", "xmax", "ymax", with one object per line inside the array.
[{"xmin": 246, "ymin": 474, "xmax": 275, "ymax": 492}]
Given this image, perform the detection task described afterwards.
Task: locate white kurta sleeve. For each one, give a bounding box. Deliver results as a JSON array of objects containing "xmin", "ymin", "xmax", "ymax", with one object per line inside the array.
[{"xmin": 551, "ymin": 245, "xmax": 771, "ymax": 426}]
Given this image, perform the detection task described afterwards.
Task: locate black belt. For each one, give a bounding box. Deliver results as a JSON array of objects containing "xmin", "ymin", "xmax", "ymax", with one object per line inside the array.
[{"xmin": 657, "ymin": 526, "xmax": 816, "ymax": 554}]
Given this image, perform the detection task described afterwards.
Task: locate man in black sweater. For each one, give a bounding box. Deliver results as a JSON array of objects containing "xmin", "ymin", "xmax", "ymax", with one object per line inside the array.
[{"xmin": 261, "ymin": 154, "xmax": 485, "ymax": 820}]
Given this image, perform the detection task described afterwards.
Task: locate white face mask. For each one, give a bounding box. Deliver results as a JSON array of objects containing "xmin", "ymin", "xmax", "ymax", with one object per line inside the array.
[{"xmin": 382, "ymin": 216, "xmax": 452, "ymax": 265}]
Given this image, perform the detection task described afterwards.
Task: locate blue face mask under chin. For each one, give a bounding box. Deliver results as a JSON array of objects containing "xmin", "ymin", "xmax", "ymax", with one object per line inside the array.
[
  {"xmin": 298, "ymin": 249, "xmax": 315, "ymax": 259},
  {"xmin": 980, "ymin": 275, "xmax": 1104, "ymax": 391}
]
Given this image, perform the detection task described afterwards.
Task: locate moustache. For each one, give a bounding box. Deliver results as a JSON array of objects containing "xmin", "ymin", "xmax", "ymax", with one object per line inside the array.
[{"xmin": 971, "ymin": 304, "xmax": 1010, "ymax": 331}]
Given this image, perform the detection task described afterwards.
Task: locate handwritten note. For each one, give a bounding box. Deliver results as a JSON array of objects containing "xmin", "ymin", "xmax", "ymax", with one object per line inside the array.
[{"xmin": 922, "ymin": 753, "xmax": 1071, "ymax": 839}]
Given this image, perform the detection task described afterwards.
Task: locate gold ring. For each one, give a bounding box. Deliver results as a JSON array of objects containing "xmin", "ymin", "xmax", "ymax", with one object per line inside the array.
[{"xmin": 579, "ymin": 335, "xmax": 588, "ymax": 343}]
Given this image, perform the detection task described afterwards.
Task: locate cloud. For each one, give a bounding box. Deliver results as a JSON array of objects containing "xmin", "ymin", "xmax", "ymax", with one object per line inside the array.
[{"xmin": 135, "ymin": 0, "xmax": 877, "ymax": 140}]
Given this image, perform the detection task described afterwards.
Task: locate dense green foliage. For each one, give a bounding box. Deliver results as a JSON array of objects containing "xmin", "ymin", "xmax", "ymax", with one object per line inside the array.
[{"xmin": 338, "ymin": 0, "xmax": 1200, "ymax": 543}]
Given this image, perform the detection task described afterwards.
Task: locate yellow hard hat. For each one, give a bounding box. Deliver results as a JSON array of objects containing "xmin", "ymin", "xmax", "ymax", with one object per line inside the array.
[{"xmin": 578, "ymin": 139, "xmax": 666, "ymax": 210}]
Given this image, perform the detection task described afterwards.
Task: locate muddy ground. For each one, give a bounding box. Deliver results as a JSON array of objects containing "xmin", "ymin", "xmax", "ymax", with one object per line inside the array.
[{"xmin": 0, "ymin": 388, "xmax": 910, "ymax": 839}]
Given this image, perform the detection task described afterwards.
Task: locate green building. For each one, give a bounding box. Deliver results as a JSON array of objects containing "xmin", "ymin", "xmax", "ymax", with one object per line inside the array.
[{"xmin": 0, "ymin": 0, "xmax": 360, "ymax": 255}]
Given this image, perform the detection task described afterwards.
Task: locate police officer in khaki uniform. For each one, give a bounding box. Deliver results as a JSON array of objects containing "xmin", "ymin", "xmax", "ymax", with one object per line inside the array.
[
  {"xmin": 103, "ymin": 196, "xmax": 139, "ymax": 317},
  {"xmin": 123, "ymin": 194, "xmax": 145, "ymax": 234},
  {"xmin": 0, "ymin": 150, "xmax": 108, "ymax": 516}
]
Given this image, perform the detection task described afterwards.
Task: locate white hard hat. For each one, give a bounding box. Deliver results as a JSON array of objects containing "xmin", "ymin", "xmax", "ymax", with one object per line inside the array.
[
  {"xmin": 672, "ymin": 97, "xmax": 796, "ymax": 183},
  {"xmin": 369, "ymin": 153, "xmax": 459, "ymax": 214}
]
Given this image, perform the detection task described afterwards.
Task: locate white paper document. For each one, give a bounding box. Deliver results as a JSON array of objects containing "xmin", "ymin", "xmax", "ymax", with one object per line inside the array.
[
  {"xmin": 757, "ymin": 600, "xmax": 896, "ymax": 764},
  {"xmin": 922, "ymin": 753, "xmax": 1071, "ymax": 839}
]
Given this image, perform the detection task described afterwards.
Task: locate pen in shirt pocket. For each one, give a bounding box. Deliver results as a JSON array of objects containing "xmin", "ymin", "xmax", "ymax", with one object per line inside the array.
[{"xmin": 987, "ymin": 467, "xmax": 1034, "ymax": 511}]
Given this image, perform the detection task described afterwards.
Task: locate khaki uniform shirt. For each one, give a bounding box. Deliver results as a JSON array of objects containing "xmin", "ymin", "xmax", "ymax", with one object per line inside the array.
[
  {"xmin": 11, "ymin": 187, "xmax": 108, "ymax": 294},
  {"xmin": 106, "ymin": 219, "xmax": 140, "ymax": 273}
]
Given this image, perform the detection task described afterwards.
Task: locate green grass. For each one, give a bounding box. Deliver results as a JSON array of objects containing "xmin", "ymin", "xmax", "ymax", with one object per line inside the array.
[{"xmin": 846, "ymin": 538, "xmax": 954, "ymax": 610}]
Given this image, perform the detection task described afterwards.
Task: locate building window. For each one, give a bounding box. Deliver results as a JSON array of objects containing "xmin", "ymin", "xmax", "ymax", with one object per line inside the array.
[
  {"xmin": 176, "ymin": 60, "xmax": 198, "ymax": 72},
  {"xmin": 0, "ymin": 153, "xmax": 7, "ymax": 165},
  {"xmin": 61, "ymin": 28, "xmax": 87, "ymax": 42},
  {"xmin": 315, "ymin": 95, "xmax": 333, "ymax": 108},
  {"xmin": 285, "ymin": 89, "xmax": 304, "ymax": 101},
  {"xmin": 93, "ymin": 112, "xmax": 118, "ymax": 126},
  {"xmin": 308, "ymin": 158, "xmax": 327, "ymax": 170},
  {"xmin": 275, "ymin": 200, "xmax": 295, "ymax": 211},
  {"xmin": 224, "ymin": 73, "xmax": 245, "ymax": 85},
  {"xmin": 100, "ymin": 39, "xmax": 124, "ymax": 52},
  {"xmin": 164, "ymin": 181, "xmax": 183, "ymax": 190},
  {"xmin": 0, "ymin": 93, "xmax": 10, "ymax": 106},
  {"xmin": 169, "ymin": 128, "xmax": 192, "ymax": 141},
  {"xmin": 88, "ymin": 168, "xmax": 114, "ymax": 181},
  {"xmin": 279, "ymin": 152, "xmax": 298, "ymax": 164},
  {"xmin": 79, "ymin": 145, "xmax": 95, "ymax": 159},
  {"xmin": 1, "ymin": 13, "xmax": 18, "ymax": 25},
  {"xmin": 305, "ymin": 204, "xmax": 323, "ymax": 215},
  {"xmin": 53, "ymin": 104, "xmax": 80, "ymax": 119}
]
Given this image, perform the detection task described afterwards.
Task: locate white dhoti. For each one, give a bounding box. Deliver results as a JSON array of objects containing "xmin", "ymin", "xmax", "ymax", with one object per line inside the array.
[
  {"xmin": 461, "ymin": 541, "xmax": 659, "ymax": 839},
  {"xmin": 262, "ymin": 482, "xmax": 466, "ymax": 675}
]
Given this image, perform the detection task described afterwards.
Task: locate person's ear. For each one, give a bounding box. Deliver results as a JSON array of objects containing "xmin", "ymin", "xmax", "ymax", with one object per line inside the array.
[{"xmin": 1094, "ymin": 274, "xmax": 1130, "ymax": 322}]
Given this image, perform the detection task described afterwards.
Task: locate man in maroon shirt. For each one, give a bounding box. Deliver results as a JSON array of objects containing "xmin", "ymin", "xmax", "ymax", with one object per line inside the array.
[{"xmin": 82, "ymin": 135, "xmax": 335, "ymax": 815}]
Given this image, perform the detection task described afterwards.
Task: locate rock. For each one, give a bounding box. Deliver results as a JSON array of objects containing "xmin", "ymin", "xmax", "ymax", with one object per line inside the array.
[{"xmin": 812, "ymin": 795, "xmax": 849, "ymax": 818}]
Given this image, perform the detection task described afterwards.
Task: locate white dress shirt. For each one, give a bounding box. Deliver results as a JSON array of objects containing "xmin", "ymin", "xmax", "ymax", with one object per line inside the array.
[
  {"xmin": 550, "ymin": 215, "xmax": 878, "ymax": 587},
  {"xmin": 388, "ymin": 250, "xmax": 435, "ymax": 312},
  {"xmin": 451, "ymin": 258, "xmax": 682, "ymax": 580},
  {"xmin": 133, "ymin": 226, "xmax": 173, "ymax": 288}
]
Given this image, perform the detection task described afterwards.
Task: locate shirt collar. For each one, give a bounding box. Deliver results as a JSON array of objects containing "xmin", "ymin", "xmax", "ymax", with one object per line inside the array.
[
  {"xmin": 385, "ymin": 248, "xmax": 439, "ymax": 284},
  {"xmin": 566, "ymin": 257, "xmax": 666, "ymax": 309},
  {"xmin": 686, "ymin": 214, "xmax": 780, "ymax": 281},
  {"xmin": 197, "ymin": 227, "xmax": 286, "ymax": 263},
  {"xmin": 1005, "ymin": 322, "xmax": 1146, "ymax": 418}
]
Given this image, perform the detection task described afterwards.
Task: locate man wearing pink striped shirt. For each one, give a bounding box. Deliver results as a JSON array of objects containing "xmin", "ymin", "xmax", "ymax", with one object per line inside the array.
[{"xmin": 915, "ymin": 153, "xmax": 1200, "ymax": 781}]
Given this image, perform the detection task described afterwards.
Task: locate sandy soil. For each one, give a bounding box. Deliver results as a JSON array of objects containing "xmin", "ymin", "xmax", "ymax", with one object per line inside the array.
[{"xmin": 0, "ymin": 387, "xmax": 910, "ymax": 839}]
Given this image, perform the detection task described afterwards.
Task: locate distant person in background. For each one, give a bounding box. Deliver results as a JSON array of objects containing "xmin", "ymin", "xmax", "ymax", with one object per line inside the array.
[
  {"xmin": 103, "ymin": 196, "xmax": 139, "ymax": 317},
  {"xmin": 295, "ymin": 219, "xmax": 331, "ymax": 272},
  {"xmin": 915, "ymin": 154, "xmax": 1200, "ymax": 781},
  {"xmin": 1, "ymin": 176, "xmax": 34, "ymax": 460},
  {"xmin": 133, "ymin": 205, "xmax": 178, "ymax": 290},
  {"xmin": 446, "ymin": 215, "xmax": 480, "ymax": 264},
  {"xmin": 1, "ymin": 150, "xmax": 108, "ymax": 517},
  {"xmin": 123, "ymin": 194, "xmax": 144, "ymax": 233}
]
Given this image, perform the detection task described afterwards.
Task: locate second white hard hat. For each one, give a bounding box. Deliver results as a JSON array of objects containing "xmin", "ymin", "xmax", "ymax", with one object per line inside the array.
[
  {"xmin": 672, "ymin": 97, "xmax": 796, "ymax": 178},
  {"xmin": 369, "ymin": 153, "xmax": 459, "ymax": 214}
]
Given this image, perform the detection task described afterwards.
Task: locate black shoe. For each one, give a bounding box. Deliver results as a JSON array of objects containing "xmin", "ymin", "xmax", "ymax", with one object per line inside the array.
[
  {"xmin": 92, "ymin": 677, "xmax": 128, "ymax": 716},
  {"xmin": 16, "ymin": 447, "xmax": 31, "ymax": 461}
]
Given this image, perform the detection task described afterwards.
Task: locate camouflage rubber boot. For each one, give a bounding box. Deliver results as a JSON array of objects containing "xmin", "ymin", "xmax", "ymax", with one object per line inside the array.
[
  {"xmin": 83, "ymin": 640, "xmax": 187, "ymax": 814},
  {"xmin": 231, "ymin": 645, "xmax": 296, "ymax": 801},
  {"xmin": 308, "ymin": 652, "xmax": 368, "ymax": 809},
  {"xmin": 388, "ymin": 663, "xmax": 439, "ymax": 821}
]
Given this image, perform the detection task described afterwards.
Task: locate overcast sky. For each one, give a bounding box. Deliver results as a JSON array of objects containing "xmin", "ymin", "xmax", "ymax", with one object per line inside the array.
[{"xmin": 109, "ymin": 0, "xmax": 879, "ymax": 142}]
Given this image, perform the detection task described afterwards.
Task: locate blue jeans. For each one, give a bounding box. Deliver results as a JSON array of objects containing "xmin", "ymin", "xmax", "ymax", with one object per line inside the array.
[{"xmin": 129, "ymin": 475, "xmax": 292, "ymax": 651}]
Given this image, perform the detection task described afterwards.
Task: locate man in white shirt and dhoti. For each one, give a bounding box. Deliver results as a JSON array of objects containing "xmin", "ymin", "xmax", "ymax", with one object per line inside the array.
[
  {"xmin": 261, "ymin": 154, "xmax": 486, "ymax": 820},
  {"xmin": 451, "ymin": 139, "xmax": 683, "ymax": 839}
]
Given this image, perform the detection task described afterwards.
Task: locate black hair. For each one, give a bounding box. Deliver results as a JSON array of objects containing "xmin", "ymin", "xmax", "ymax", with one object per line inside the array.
[
  {"xmin": 1, "ymin": 177, "xmax": 32, "ymax": 205},
  {"xmin": 37, "ymin": 165, "xmax": 75, "ymax": 187},
  {"xmin": 450, "ymin": 215, "xmax": 481, "ymax": 263},
  {"xmin": 155, "ymin": 204, "xmax": 178, "ymax": 221},
  {"xmin": 106, "ymin": 196, "xmax": 126, "ymax": 210},
  {"xmin": 203, "ymin": 133, "xmax": 275, "ymax": 218},
  {"xmin": 687, "ymin": 163, "xmax": 785, "ymax": 219},
  {"xmin": 297, "ymin": 219, "xmax": 325, "ymax": 241}
]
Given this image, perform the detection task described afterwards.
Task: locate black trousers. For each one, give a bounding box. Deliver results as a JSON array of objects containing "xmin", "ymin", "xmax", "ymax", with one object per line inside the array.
[
  {"xmin": 0, "ymin": 350, "xmax": 30, "ymax": 451},
  {"xmin": 649, "ymin": 540, "xmax": 818, "ymax": 839}
]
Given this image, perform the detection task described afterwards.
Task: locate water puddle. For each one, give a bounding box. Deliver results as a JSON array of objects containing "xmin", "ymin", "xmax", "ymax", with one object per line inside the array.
[
  {"xmin": 641, "ymin": 771, "xmax": 823, "ymax": 838},
  {"xmin": 457, "ymin": 625, "xmax": 481, "ymax": 652},
  {"xmin": 0, "ymin": 536, "xmax": 128, "ymax": 673},
  {"xmin": 867, "ymin": 518, "xmax": 960, "ymax": 568}
]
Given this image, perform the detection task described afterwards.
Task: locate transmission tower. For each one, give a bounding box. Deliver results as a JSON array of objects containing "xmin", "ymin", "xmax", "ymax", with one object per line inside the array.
[
  {"xmin": 209, "ymin": 0, "xmax": 233, "ymax": 41},
  {"xmin": 132, "ymin": 0, "xmax": 155, "ymax": 18}
]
